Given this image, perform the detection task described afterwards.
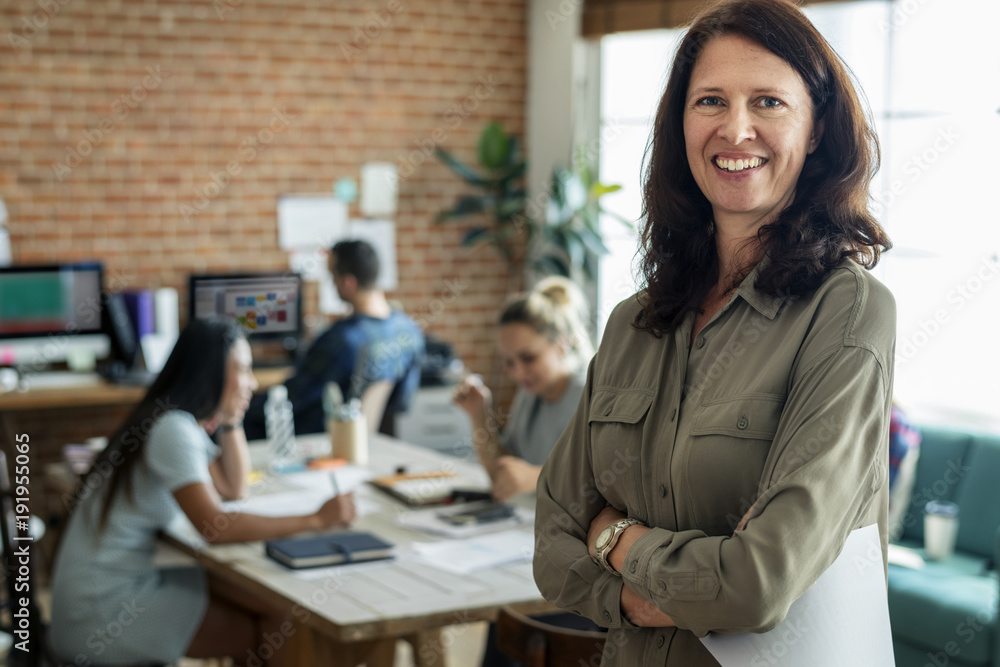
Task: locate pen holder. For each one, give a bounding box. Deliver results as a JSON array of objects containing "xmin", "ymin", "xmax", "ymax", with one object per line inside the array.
[{"xmin": 327, "ymin": 415, "xmax": 368, "ymax": 466}]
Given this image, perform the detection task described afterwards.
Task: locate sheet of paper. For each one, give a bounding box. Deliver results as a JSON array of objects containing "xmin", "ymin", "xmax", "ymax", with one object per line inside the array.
[
  {"xmin": 277, "ymin": 195, "xmax": 348, "ymax": 250},
  {"xmin": 700, "ymin": 524, "xmax": 895, "ymax": 666},
  {"xmin": 347, "ymin": 219, "xmax": 398, "ymax": 289},
  {"xmin": 222, "ymin": 491, "xmax": 325, "ymax": 518},
  {"xmin": 410, "ymin": 530, "xmax": 534, "ymax": 575}
]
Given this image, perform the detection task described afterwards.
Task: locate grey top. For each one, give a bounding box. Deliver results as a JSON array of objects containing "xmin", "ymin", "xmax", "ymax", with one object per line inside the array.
[
  {"xmin": 50, "ymin": 410, "xmax": 218, "ymax": 664},
  {"xmin": 500, "ymin": 371, "xmax": 586, "ymax": 466},
  {"xmin": 533, "ymin": 258, "xmax": 896, "ymax": 666}
]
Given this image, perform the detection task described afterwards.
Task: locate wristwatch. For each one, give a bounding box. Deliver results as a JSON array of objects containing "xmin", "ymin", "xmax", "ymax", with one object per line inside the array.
[{"xmin": 594, "ymin": 518, "xmax": 643, "ymax": 575}]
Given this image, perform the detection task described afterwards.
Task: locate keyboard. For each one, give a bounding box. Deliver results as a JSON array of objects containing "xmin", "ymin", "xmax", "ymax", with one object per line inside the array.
[{"xmin": 21, "ymin": 371, "xmax": 103, "ymax": 389}]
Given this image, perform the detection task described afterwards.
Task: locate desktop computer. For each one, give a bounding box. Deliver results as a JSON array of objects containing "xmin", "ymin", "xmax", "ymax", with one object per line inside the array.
[
  {"xmin": 0, "ymin": 262, "xmax": 111, "ymax": 371},
  {"xmin": 188, "ymin": 272, "xmax": 303, "ymax": 364}
]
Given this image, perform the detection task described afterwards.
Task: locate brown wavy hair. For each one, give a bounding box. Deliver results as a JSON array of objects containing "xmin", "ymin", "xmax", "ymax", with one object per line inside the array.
[{"xmin": 635, "ymin": 0, "xmax": 891, "ymax": 336}]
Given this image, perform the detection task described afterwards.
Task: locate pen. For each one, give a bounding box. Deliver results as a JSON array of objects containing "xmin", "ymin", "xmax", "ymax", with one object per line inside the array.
[{"xmin": 330, "ymin": 472, "xmax": 341, "ymax": 497}]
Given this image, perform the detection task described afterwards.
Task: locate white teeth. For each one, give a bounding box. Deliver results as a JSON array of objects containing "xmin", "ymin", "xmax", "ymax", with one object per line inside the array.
[{"xmin": 716, "ymin": 157, "xmax": 763, "ymax": 172}]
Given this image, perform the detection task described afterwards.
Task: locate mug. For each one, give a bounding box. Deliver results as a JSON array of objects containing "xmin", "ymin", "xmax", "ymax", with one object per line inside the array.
[
  {"xmin": 328, "ymin": 416, "xmax": 368, "ymax": 466},
  {"xmin": 924, "ymin": 500, "xmax": 960, "ymax": 561}
]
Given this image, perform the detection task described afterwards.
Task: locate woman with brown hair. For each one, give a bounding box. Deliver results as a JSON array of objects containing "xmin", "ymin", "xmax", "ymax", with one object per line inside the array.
[{"xmin": 533, "ymin": 0, "xmax": 895, "ymax": 664}]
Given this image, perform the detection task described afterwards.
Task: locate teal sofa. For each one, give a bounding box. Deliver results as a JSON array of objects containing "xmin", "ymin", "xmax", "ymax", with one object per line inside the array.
[{"xmin": 888, "ymin": 425, "xmax": 1000, "ymax": 666}]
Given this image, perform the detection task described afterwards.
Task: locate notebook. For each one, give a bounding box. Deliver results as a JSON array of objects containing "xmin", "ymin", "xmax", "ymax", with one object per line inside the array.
[
  {"xmin": 265, "ymin": 531, "xmax": 394, "ymax": 569},
  {"xmin": 369, "ymin": 470, "xmax": 465, "ymax": 506}
]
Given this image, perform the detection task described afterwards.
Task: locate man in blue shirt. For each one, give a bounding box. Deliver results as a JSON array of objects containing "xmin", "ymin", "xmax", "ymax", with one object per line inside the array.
[{"xmin": 245, "ymin": 240, "xmax": 424, "ymax": 437}]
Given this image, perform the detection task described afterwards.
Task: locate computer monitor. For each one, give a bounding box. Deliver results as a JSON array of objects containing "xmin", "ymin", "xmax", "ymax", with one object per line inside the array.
[
  {"xmin": 188, "ymin": 272, "xmax": 303, "ymax": 348},
  {"xmin": 0, "ymin": 262, "xmax": 111, "ymax": 369}
]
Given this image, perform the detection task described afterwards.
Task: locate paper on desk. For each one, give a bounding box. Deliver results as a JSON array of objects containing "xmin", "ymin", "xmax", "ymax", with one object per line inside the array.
[
  {"xmin": 222, "ymin": 491, "xmax": 325, "ymax": 517},
  {"xmin": 410, "ymin": 530, "xmax": 534, "ymax": 575},
  {"xmin": 397, "ymin": 503, "xmax": 532, "ymax": 539},
  {"xmin": 700, "ymin": 524, "xmax": 895, "ymax": 666}
]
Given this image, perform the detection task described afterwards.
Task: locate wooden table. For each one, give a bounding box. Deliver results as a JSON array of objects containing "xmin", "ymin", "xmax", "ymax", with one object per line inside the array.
[
  {"xmin": 0, "ymin": 367, "xmax": 291, "ymax": 456},
  {"xmin": 165, "ymin": 433, "xmax": 554, "ymax": 667}
]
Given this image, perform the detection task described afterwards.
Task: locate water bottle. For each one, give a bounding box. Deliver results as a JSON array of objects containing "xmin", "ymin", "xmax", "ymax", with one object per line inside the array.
[{"xmin": 265, "ymin": 384, "xmax": 295, "ymax": 467}]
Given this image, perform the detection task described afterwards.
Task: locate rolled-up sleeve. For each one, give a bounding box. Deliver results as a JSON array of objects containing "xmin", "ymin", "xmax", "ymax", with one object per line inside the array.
[{"xmin": 533, "ymin": 357, "xmax": 637, "ymax": 629}]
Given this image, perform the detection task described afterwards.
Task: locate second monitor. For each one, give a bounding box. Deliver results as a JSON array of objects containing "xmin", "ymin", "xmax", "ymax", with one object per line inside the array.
[{"xmin": 189, "ymin": 272, "xmax": 303, "ymax": 359}]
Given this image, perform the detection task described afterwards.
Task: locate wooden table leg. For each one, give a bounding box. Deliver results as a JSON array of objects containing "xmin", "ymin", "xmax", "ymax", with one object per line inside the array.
[
  {"xmin": 405, "ymin": 629, "xmax": 448, "ymax": 667},
  {"xmin": 287, "ymin": 624, "xmax": 397, "ymax": 667}
]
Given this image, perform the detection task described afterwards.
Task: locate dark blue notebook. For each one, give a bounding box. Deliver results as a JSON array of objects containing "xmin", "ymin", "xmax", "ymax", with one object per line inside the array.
[{"xmin": 265, "ymin": 531, "xmax": 394, "ymax": 569}]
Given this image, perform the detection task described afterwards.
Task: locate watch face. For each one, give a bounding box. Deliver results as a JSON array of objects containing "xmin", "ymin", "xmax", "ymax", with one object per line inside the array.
[{"xmin": 596, "ymin": 526, "xmax": 614, "ymax": 550}]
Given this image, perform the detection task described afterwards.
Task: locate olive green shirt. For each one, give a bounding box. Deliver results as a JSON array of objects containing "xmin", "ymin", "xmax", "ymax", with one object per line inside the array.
[{"xmin": 534, "ymin": 258, "xmax": 895, "ymax": 666}]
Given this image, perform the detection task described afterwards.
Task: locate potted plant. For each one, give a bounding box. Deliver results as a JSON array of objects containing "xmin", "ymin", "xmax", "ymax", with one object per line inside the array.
[
  {"xmin": 434, "ymin": 121, "xmax": 529, "ymax": 267},
  {"xmin": 435, "ymin": 122, "xmax": 630, "ymax": 283}
]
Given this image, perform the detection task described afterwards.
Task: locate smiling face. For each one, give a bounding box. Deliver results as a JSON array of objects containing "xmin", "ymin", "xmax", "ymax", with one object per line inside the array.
[
  {"xmin": 684, "ymin": 34, "xmax": 823, "ymax": 231},
  {"xmin": 217, "ymin": 338, "xmax": 257, "ymax": 422},
  {"xmin": 497, "ymin": 323, "xmax": 569, "ymax": 401}
]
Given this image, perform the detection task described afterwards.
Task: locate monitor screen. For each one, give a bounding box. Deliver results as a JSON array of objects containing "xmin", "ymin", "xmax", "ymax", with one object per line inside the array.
[
  {"xmin": 0, "ymin": 262, "xmax": 110, "ymax": 368},
  {"xmin": 0, "ymin": 263, "xmax": 104, "ymax": 337},
  {"xmin": 189, "ymin": 272, "xmax": 302, "ymax": 339}
]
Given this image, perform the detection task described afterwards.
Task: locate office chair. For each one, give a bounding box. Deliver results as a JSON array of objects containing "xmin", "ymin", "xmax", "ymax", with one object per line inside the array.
[
  {"xmin": 495, "ymin": 606, "xmax": 607, "ymax": 667},
  {"xmin": 360, "ymin": 379, "xmax": 395, "ymax": 434}
]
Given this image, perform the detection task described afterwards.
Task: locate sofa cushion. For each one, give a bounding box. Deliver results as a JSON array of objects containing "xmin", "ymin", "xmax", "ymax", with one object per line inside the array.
[
  {"xmin": 954, "ymin": 434, "xmax": 1000, "ymax": 559},
  {"xmin": 888, "ymin": 552, "xmax": 998, "ymax": 665},
  {"xmin": 901, "ymin": 427, "xmax": 973, "ymax": 544}
]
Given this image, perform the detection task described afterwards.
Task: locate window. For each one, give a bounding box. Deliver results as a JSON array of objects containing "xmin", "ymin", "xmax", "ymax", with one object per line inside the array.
[{"xmin": 595, "ymin": 0, "xmax": 1000, "ymax": 425}]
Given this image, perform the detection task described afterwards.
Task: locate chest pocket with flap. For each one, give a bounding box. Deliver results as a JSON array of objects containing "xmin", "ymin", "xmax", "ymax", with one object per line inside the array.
[{"xmin": 690, "ymin": 393, "xmax": 784, "ymax": 441}]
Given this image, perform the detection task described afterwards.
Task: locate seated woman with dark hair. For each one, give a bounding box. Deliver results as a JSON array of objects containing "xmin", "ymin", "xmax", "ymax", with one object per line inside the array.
[{"xmin": 50, "ymin": 318, "xmax": 355, "ymax": 667}]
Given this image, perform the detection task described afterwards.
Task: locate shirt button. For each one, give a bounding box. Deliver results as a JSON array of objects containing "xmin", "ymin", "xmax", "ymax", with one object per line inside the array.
[
  {"xmin": 659, "ymin": 484, "xmax": 667, "ymax": 498},
  {"xmin": 737, "ymin": 417, "xmax": 749, "ymax": 429},
  {"xmin": 604, "ymin": 406, "xmax": 612, "ymax": 416},
  {"xmin": 669, "ymin": 408, "xmax": 677, "ymax": 422},
  {"xmin": 696, "ymin": 337, "xmax": 706, "ymax": 349},
  {"xmin": 658, "ymin": 580, "xmax": 667, "ymax": 591},
  {"xmin": 629, "ymin": 561, "xmax": 637, "ymax": 573},
  {"xmin": 656, "ymin": 635, "xmax": 665, "ymax": 648},
  {"xmin": 603, "ymin": 610, "xmax": 612, "ymax": 623}
]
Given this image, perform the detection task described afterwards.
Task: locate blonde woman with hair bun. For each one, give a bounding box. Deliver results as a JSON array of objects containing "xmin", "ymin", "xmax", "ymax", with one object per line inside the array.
[{"xmin": 453, "ymin": 276, "xmax": 594, "ymax": 501}]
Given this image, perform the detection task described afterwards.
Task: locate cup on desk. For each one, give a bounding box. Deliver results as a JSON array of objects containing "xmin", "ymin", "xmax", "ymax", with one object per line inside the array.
[
  {"xmin": 328, "ymin": 415, "xmax": 368, "ymax": 466},
  {"xmin": 924, "ymin": 500, "xmax": 960, "ymax": 561}
]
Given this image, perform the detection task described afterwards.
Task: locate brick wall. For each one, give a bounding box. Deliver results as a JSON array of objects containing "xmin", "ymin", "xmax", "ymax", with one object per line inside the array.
[{"xmin": 2, "ymin": 0, "xmax": 526, "ymax": 450}]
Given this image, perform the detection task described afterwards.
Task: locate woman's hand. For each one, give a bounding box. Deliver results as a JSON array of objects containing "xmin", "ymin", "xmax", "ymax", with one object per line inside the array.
[
  {"xmin": 491, "ymin": 456, "xmax": 541, "ymax": 501},
  {"xmin": 452, "ymin": 375, "xmax": 492, "ymax": 420},
  {"xmin": 587, "ymin": 505, "xmax": 627, "ymax": 557},
  {"xmin": 621, "ymin": 585, "xmax": 676, "ymax": 628},
  {"xmin": 313, "ymin": 493, "xmax": 356, "ymax": 530}
]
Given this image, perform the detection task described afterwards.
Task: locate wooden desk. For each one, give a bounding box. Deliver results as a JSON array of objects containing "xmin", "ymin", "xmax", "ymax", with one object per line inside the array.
[
  {"xmin": 0, "ymin": 367, "xmax": 291, "ymax": 412},
  {"xmin": 165, "ymin": 433, "xmax": 554, "ymax": 667},
  {"xmin": 0, "ymin": 367, "xmax": 292, "ymax": 458}
]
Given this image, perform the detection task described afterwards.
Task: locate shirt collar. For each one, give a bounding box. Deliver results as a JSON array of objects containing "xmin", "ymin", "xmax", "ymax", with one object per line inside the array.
[{"xmin": 734, "ymin": 255, "xmax": 786, "ymax": 320}]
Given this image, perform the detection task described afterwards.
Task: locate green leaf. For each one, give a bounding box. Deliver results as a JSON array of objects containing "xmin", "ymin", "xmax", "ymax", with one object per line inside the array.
[
  {"xmin": 577, "ymin": 226, "xmax": 610, "ymax": 256},
  {"xmin": 563, "ymin": 229, "xmax": 586, "ymax": 268},
  {"xmin": 536, "ymin": 254, "xmax": 570, "ymax": 277},
  {"xmin": 478, "ymin": 122, "xmax": 511, "ymax": 171},
  {"xmin": 601, "ymin": 207, "xmax": 636, "ymax": 230},
  {"xmin": 462, "ymin": 227, "xmax": 493, "ymax": 246},
  {"xmin": 590, "ymin": 182, "xmax": 622, "ymax": 198},
  {"xmin": 435, "ymin": 148, "xmax": 489, "ymax": 187},
  {"xmin": 435, "ymin": 195, "xmax": 490, "ymax": 222},
  {"xmin": 582, "ymin": 251, "xmax": 596, "ymax": 281}
]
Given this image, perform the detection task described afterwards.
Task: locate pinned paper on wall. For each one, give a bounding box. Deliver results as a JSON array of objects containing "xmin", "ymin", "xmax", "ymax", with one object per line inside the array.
[
  {"xmin": 360, "ymin": 163, "xmax": 398, "ymax": 218},
  {"xmin": 277, "ymin": 195, "xmax": 348, "ymax": 250},
  {"xmin": 277, "ymin": 196, "xmax": 398, "ymax": 315},
  {"xmin": 348, "ymin": 219, "xmax": 397, "ymax": 290}
]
